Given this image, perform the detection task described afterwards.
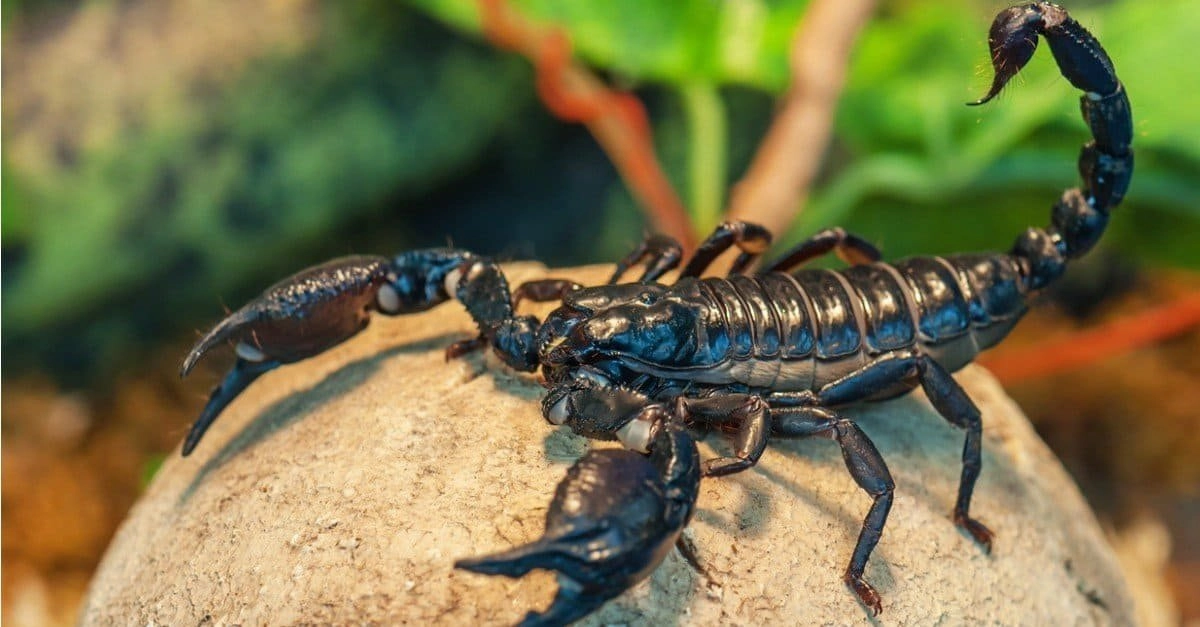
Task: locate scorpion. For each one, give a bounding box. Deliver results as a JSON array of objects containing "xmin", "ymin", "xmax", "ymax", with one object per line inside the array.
[{"xmin": 177, "ymin": 4, "xmax": 1131, "ymax": 625}]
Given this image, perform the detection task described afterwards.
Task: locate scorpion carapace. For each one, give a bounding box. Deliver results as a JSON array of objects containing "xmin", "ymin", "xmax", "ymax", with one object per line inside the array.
[{"xmin": 178, "ymin": 3, "xmax": 1131, "ymax": 624}]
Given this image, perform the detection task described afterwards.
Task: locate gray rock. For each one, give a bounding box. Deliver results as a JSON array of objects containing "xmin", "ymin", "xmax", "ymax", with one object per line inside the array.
[{"xmin": 82, "ymin": 264, "xmax": 1135, "ymax": 625}]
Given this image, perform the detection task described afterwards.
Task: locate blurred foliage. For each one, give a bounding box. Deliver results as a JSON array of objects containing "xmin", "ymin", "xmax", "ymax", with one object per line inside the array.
[
  {"xmin": 3, "ymin": 1, "xmax": 531, "ymax": 331},
  {"xmin": 2, "ymin": 1, "xmax": 537, "ymax": 378},
  {"xmin": 2, "ymin": 0, "xmax": 1198, "ymax": 382},
  {"xmin": 411, "ymin": 0, "xmax": 808, "ymax": 89},
  {"xmin": 410, "ymin": 0, "xmax": 1198, "ymax": 263},
  {"xmin": 802, "ymin": 0, "xmax": 1200, "ymax": 267}
]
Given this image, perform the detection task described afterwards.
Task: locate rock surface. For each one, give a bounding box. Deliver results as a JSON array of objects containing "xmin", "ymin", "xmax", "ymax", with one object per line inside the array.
[{"xmin": 82, "ymin": 264, "xmax": 1135, "ymax": 625}]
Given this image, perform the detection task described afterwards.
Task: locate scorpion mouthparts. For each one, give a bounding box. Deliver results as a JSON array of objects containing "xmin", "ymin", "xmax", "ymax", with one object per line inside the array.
[{"xmin": 545, "ymin": 341, "xmax": 589, "ymax": 367}]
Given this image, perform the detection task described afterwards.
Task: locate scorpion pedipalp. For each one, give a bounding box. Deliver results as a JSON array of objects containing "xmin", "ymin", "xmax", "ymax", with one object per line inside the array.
[
  {"xmin": 455, "ymin": 423, "xmax": 700, "ymax": 627},
  {"xmin": 179, "ymin": 250, "xmax": 547, "ymax": 455},
  {"xmin": 181, "ymin": 256, "xmax": 395, "ymax": 379},
  {"xmin": 179, "ymin": 255, "xmax": 392, "ymax": 455}
]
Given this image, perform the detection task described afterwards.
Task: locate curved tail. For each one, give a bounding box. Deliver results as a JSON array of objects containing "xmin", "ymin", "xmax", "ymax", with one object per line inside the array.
[{"xmin": 971, "ymin": 2, "xmax": 1133, "ymax": 292}]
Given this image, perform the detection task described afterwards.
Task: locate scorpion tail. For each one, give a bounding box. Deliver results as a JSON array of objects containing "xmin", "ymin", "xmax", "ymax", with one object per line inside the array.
[
  {"xmin": 970, "ymin": 3, "xmax": 1119, "ymax": 107},
  {"xmin": 972, "ymin": 2, "xmax": 1133, "ymax": 292}
]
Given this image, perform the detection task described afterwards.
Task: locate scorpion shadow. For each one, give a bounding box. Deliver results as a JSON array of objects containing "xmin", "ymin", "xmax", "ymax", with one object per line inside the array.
[{"xmin": 178, "ymin": 333, "xmax": 463, "ymax": 505}]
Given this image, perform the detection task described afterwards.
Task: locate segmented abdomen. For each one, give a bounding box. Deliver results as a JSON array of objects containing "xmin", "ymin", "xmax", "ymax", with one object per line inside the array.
[
  {"xmin": 689, "ymin": 253, "xmax": 1026, "ymax": 390},
  {"xmin": 860, "ymin": 254, "xmax": 1027, "ymax": 372}
]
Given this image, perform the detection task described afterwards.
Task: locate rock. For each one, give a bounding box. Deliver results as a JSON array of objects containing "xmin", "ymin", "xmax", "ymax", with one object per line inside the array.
[{"xmin": 82, "ymin": 264, "xmax": 1135, "ymax": 625}]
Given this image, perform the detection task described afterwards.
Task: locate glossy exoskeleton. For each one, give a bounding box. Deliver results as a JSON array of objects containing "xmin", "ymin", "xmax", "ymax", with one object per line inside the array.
[{"xmin": 178, "ymin": 4, "xmax": 1132, "ymax": 624}]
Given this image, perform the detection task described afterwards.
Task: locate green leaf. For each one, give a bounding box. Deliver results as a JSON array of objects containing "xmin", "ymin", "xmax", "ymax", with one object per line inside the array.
[
  {"xmin": 1102, "ymin": 0, "xmax": 1200, "ymax": 159},
  {"xmin": 409, "ymin": 0, "xmax": 810, "ymax": 89},
  {"xmin": 2, "ymin": 5, "xmax": 533, "ymax": 334}
]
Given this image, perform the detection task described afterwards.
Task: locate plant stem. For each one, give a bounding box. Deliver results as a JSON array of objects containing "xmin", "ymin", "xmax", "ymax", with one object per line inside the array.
[
  {"xmin": 680, "ymin": 82, "xmax": 727, "ymax": 235},
  {"xmin": 718, "ymin": 0, "xmax": 877, "ymax": 271}
]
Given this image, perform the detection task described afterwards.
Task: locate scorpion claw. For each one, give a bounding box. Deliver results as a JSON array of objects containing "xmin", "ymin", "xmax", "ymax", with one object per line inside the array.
[
  {"xmin": 182, "ymin": 358, "xmax": 279, "ymax": 456},
  {"xmin": 179, "ymin": 255, "xmax": 393, "ymax": 454},
  {"xmin": 182, "ymin": 255, "xmax": 393, "ymax": 377},
  {"xmin": 180, "ymin": 309, "xmax": 259, "ymax": 378},
  {"xmin": 456, "ymin": 424, "xmax": 700, "ymax": 623}
]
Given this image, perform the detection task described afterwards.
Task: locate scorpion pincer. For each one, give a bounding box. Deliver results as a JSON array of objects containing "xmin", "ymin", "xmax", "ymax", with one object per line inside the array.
[{"xmin": 178, "ymin": 3, "xmax": 1131, "ymax": 623}]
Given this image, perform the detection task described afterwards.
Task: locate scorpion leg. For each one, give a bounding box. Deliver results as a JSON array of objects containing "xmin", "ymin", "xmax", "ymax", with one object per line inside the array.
[
  {"xmin": 772, "ymin": 405, "xmax": 894, "ymax": 616},
  {"xmin": 771, "ymin": 350, "xmax": 993, "ymax": 550},
  {"xmin": 676, "ymin": 393, "xmax": 771, "ymax": 477},
  {"xmin": 607, "ymin": 233, "xmax": 684, "ymax": 284},
  {"xmin": 510, "ymin": 279, "xmax": 584, "ymax": 310},
  {"xmin": 679, "ymin": 220, "xmax": 773, "ymax": 278},
  {"xmin": 510, "ymin": 233, "xmax": 680, "ymax": 310},
  {"xmin": 763, "ymin": 227, "xmax": 881, "ymax": 273},
  {"xmin": 456, "ymin": 422, "xmax": 701, "ymax": 627},
  {"xmin": 912, "ymin": 356, "xmax": 992, "ymax": 550}
]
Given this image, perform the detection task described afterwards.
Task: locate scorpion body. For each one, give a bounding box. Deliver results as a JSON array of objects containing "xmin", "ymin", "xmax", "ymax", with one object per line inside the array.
[
  {"xmin": 178, "ymin": 4, "xmax": 1132, "ymax": 625},
  {"xmin": 542, "ymin": 254, "xmax": 1026, "ymax": 394}
]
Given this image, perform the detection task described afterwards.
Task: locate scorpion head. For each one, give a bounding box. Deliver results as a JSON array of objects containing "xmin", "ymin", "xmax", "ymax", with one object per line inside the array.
[
  {"xmin": 539, "ymin": 284, "xmax": 700, "ymax": 378},
  {"xmin": 536, "ymin": 284, "xmax": 667, "ymax": 369},
  {"xmin": 561, "ymin": 283, "xmax": 668, "ymax": 312}
]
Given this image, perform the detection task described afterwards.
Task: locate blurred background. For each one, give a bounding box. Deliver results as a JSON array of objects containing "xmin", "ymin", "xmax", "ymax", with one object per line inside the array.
[{"xmin": 3, "ymin": 0, "xmax": 1198, "ymax": 624}]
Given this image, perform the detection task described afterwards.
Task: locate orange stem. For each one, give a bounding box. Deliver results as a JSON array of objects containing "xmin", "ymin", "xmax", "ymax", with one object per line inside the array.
[
  {"xmin": 477, "ymin": 0, "xmax": 696, "ymax": 252},
  {"xmin": 979, "ymin": 292, "xmax": 1200, "ymax": 384},
  {"xmin": 717, "ymin": 0, "xmax": 877, "ymax": 273}
]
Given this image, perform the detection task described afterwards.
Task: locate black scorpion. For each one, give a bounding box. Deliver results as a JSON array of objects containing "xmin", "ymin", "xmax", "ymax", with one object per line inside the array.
[{"xmin": 178, "ymin": 4, "xmax": 1132, "ymax": 624}]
